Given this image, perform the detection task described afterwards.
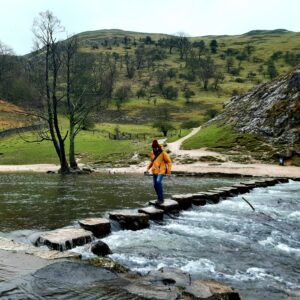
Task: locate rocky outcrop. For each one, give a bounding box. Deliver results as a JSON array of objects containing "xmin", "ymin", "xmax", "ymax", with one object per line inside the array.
[
  {"xmin": 183, "ymin": 279, "xmax": 241, "ymax": 300},
  {"xmin": 212, "ymin": 67, "xmax": 300, "ymax": 145},
  {"xmin": 122, "ymin": 267, "xmax": 240, "ymax": 300}
]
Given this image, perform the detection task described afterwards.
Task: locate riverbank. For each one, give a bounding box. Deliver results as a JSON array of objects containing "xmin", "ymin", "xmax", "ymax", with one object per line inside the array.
[
  {"xmin": 1, "ymin": 126, "xmax": 299, "ymax": 178},
  {"xmin": 0, "ymin": 161, "xmax": 300, "ymax": 178}
]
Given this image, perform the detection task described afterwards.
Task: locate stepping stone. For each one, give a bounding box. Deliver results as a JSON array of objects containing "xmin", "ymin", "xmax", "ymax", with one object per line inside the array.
[
  {"xmin": 109, "ymin": 210, "xmax": 149, "ymax": 231},
  {"xmin": 171, "ymin": 194, "xmax": 193, "ymax": 209},
  {"xmin": 149, "ymin": 199, "xmax": 179, "ymax": 212},
  {"xmin": 231, "ymin": 184, "xmax": 251, "ymax": 194},
  {"xmin": 215, "ymin": 186, "xmax": 240, "ymax": 195},
  {"xmin": 277, "ymin": 177, "xmax": 289, "ymax": 183},
  {"xmin": 252, "ymin": 180, "xmax": 269, "ymax": 187},
  {"xmin": 138, "ymin": 206, "xmax": 164, "ymax": 220},
  {"xmin": 192, "ymin": 198, "xmax": 206, "ymax": 206},
  {"xmin": 192, "ymin": 192, "xmax": 220, "ymax": 203},
  {"xmin": 36, "ymin": 228, "xmax": 93, "ymax": 251},
  {"xmin": 209, "ymin": 189, "xmax": 230, "ymax": 198},
  {"xmin": 263, "ymin": 178, "xmax": 279, "ymax": 186},
  {"xmin": 240, "ymin": 181, "xmax": 258, "ymax": 188},
  {"xmin": 78, "ymin": 218, "xmax": 111, "ymax": 238}
]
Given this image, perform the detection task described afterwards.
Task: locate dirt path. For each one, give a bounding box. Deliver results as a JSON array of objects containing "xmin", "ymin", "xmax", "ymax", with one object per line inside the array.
[{"xmin": 167, "ymin": 127, "xmax": 226, "ymax": 160}]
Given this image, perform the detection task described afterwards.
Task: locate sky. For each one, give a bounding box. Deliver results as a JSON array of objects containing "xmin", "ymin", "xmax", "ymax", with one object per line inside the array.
[{"xmin": 0, "ymin": 0, "xmax": 299, "ymax": 55}]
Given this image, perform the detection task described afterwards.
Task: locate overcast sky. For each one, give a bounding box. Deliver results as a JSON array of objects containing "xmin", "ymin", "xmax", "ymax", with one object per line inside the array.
[{"xmin": 1, "ymin": 0, "xmax": 299, "ymax": 55}]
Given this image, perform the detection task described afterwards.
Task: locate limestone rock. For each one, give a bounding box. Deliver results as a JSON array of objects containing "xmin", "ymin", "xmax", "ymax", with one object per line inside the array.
[
  {"xmin": 109, "ymin": 210, "xmax": 149, "ymax": 230},
  {"xmin": 148, "ymin": 267, "xmax": 191, "ymax": 287},
  {"xmin": 171, "ymin": 194, "xmax": 194, "ymax": 209},
  {"xmin": 209, "ymin": 68, "xmax": 300, "ymax": 145},
  {"xmin": 183, "ymin": 279, "xmax": 241, "ymax": 300},
  {"xmin": 78, "ymin": 218, "xmax": 111, "ymax": 238},
  {"xmin": 138, "ymin": 206, "xmax": 164, "ymax": 220},
  {"xmin": 149, "ymin": 199, "xmax": 179, "ymax": 212},
  {"xmin": 36, "ymin": 228, "xmax": 93, "ymax": 251},
  {"xmin": 124, "ymin": 281, "xmax": 180, "ymax": 300}
]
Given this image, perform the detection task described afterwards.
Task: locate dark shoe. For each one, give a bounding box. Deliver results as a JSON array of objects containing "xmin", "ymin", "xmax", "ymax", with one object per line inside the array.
[{"xmin": 155, "ymin": 200, "xmax": 164, "ymax": 205}]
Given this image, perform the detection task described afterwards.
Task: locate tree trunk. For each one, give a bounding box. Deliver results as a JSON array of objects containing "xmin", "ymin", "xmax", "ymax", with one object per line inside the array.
[
  {"xmin": 69, "ymin": 127, "xmax": 78, "ymax": 169},
  {"xmin": 203, "ymin": 79, "xmax": 208, "ymax": 91}
]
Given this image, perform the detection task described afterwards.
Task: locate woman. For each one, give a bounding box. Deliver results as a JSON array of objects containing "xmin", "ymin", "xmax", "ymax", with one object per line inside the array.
[{"xmin": 146, "ymin": 140, "xmax": 172, "ymax": 203}]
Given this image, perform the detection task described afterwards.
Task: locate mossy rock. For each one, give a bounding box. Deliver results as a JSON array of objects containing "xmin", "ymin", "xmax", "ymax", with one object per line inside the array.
[{"xmin": 88, "ymin": 257, "xmax": 129, "ymax": 273}]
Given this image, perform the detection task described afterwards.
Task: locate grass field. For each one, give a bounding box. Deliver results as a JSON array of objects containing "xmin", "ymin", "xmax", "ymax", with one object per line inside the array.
[
  {"xmin": 0, "ymin": 122, "xmax": 169, "ymax": 165},
  {"xmin": 182, "ymin": 123, "xmax": 281, "ymax": 163}
]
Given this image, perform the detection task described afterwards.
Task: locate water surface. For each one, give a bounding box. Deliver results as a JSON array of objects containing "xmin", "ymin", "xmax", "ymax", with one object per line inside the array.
[{"xmin": 0, "ymin": 173, "xmax": 299, "ymax": 299}]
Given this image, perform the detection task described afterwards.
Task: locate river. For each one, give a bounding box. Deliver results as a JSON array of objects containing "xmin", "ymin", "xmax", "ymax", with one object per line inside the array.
[{"xmin": 0, "ymin": 173, "xmax": 299, "ymax": 299}]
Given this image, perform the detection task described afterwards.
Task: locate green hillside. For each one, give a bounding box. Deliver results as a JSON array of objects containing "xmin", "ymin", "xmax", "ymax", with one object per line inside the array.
[
  {"xmin": 1, "ymin": 28, "xmax": 300, "ymax": 166},
  {"xmin": 73, "ymin": 28, "xmax": 300, "ymax": 128}
]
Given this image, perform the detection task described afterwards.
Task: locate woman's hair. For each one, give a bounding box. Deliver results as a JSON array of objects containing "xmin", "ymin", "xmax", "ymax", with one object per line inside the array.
[{"xmin": 152, "ymin": 139, "xmax": 161, "ymax": 149}]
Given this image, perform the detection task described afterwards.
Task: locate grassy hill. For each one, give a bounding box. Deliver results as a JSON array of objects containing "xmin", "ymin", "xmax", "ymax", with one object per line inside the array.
[
  {"xmin": 1, "ymin": 29, "xmax": 300, "ymax": 166},
  {"xmin": 0, "ymin": 100, "xmax": 29, "ymax": 130},
  {"xmin": 74, "ymin": 29, "xmax": 300, "ymax": 128}
]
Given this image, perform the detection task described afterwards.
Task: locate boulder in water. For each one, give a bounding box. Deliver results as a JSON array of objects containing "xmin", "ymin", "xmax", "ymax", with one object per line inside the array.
[{"xmin": 91, "ymin": 241, "xmax": 112, "ymax": 257}]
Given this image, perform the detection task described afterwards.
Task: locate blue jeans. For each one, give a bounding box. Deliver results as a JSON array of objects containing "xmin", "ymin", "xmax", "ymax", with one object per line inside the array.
[{"xmin": 153, "ymin": 174, "xmax": 165, "ymax": 202}]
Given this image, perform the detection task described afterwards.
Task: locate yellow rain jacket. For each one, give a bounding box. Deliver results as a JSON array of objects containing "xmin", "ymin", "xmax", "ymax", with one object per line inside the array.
[{"xmin": 147, "ymin": 150, "xmax": 172, "ymax": 175}]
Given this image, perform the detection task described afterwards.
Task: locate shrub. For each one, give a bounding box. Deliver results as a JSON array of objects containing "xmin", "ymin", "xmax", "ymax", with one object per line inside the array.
[
  {"xmin": 82, "ymin": 116, "xmax": 95, "ymax": 131},
  {"xmin": 162, "ymin": 85, "xmax": 178, "ymax": 100},
  {"xmin": 136, "ymin": 88, "xmax": 146, "ymax": 98},
  {"xmin": 235, "ymin": 77, "xmax": 245, "ymax": 83},
  {"xmin": 167, "ymin": 68, "xmax": 177, "ymax": 79},
  {"xmin": 179, "ymin": 73, "xmax": 196, "ymax": 82}
]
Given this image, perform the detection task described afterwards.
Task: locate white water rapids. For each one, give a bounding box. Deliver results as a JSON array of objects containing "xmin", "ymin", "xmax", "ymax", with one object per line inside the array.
[{"xmin": 73, "ymin": 180, "xmax": 300, "ymax": 300}]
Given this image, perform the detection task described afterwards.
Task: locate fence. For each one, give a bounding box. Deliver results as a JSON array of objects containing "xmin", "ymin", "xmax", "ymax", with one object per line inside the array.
[{"xmin": 106, "ymin": 129, "xmax": 183, "ymax": 140}]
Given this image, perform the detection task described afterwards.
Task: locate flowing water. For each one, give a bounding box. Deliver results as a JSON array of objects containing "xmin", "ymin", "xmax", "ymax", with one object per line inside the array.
[{"xmin": 0, "ymin": 173, "xmax": 299, "ymax": 299}]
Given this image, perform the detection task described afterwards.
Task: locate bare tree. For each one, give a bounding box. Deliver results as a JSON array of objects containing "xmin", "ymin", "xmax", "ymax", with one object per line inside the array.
[
  {"xmin": 124, "ymin": 52, "xmax": 135, "ymax": 78},
  {"xmin": 63, "ymin": 36, "xmax": 97, "ymax": 169},
  {"xmin": 175, "ymin": 32, "xmax": 191, "ymax": 60},
  {"xmin": 32, "ymin": 11, "xmax": 69, "ymax": 173}
]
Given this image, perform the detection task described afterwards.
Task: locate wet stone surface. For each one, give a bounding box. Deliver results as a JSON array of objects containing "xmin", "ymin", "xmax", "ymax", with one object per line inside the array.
[{"xmin": 36, "ymin": 228, "xmax": 93, "ymax": 251}]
